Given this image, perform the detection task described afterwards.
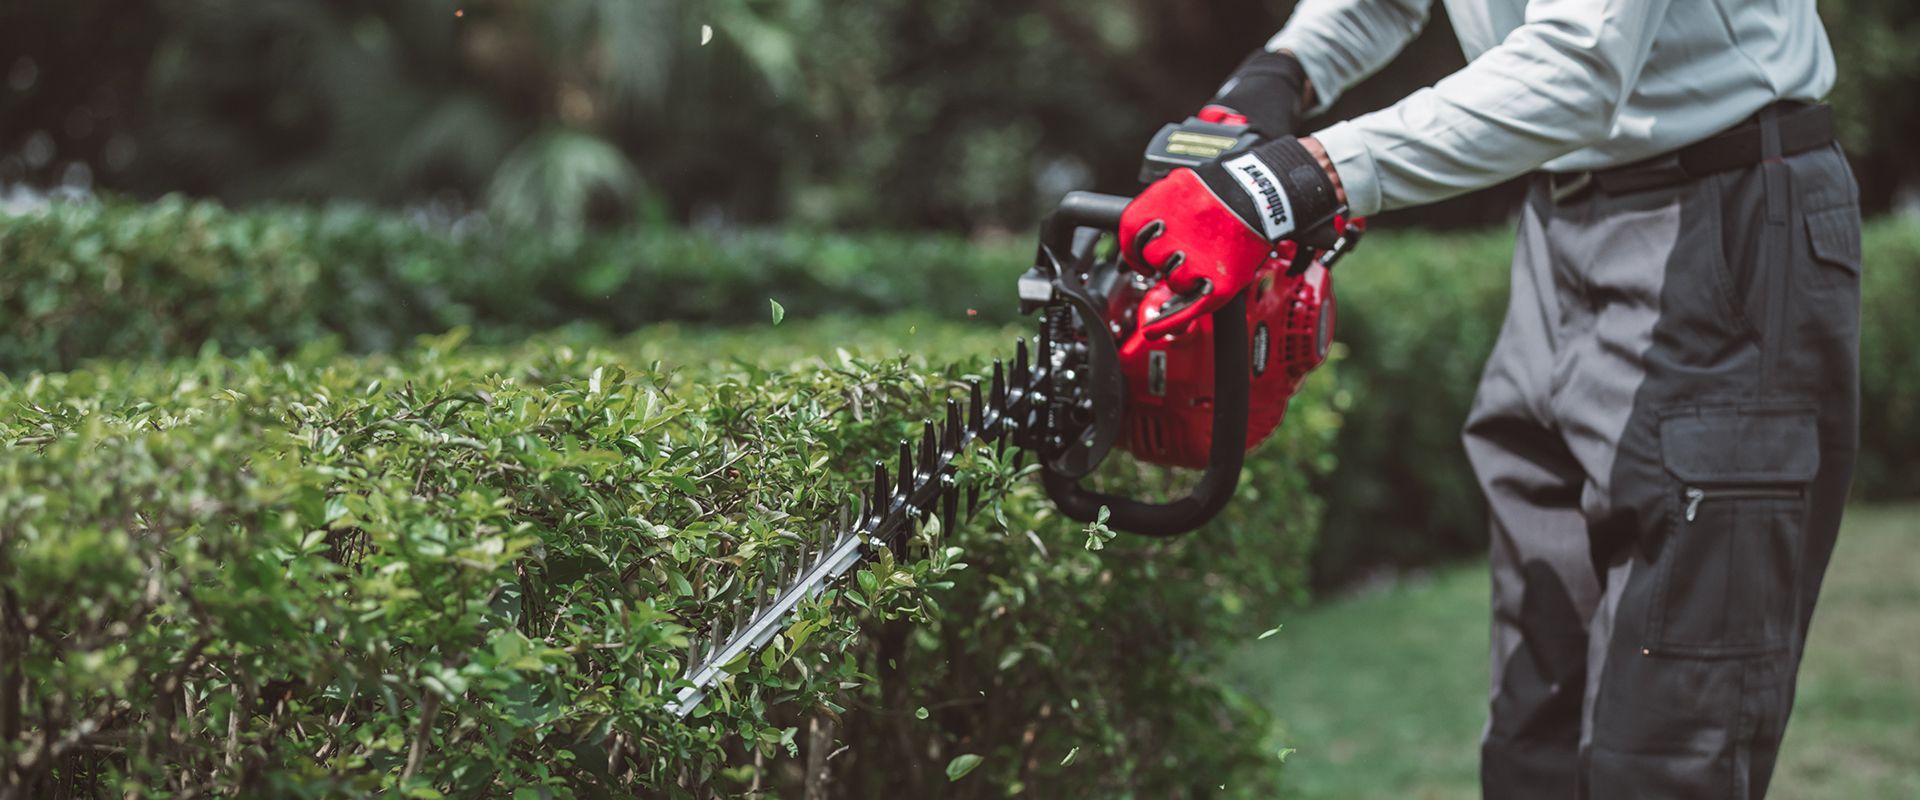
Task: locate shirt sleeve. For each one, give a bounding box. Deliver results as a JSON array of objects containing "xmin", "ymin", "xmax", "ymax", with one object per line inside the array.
[
  {"xmin": 1266, "ymin": 0, "xmax": 1436, "ymax": 116},
  {"xmin": 1311, "ymin": 0, "xmax": 1676, "ymax": 215}
]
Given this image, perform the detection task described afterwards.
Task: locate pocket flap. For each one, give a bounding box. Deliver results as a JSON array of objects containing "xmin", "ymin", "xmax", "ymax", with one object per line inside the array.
[
  {"xmin": 1660, "ymin": 406, "xmax": 1820, "ymax": 484},
  {"xmin": 1805, "ymin": 206, "xmax": 1861, "ymax": 275}
]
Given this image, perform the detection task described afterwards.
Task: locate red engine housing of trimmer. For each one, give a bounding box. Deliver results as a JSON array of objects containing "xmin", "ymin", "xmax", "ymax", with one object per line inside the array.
[{"xmin": 1117, "ymin": 238, "xmax": 1339, "ymax": 469}]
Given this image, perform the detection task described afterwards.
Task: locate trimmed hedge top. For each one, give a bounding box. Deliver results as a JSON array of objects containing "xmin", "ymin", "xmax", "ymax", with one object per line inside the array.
[{"xmin": 0, "ymin": 318, "xmax": 1339, "ymax": 797}]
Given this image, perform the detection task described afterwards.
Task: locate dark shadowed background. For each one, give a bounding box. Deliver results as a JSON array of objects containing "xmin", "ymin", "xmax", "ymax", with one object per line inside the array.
[{"xmin": 4, "ymin": 0, "xmax": 1915, "ymax": 234}]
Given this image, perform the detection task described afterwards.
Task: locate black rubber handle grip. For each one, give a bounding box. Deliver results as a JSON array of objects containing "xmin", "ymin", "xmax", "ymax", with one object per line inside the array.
[
  {"xmin": 1044, "ymin": 290, "xmax": 1250, "ymax": 537},
  {"xmin": 1041, "ymin": 191, "xmax": 1130, "ymax": 259}
]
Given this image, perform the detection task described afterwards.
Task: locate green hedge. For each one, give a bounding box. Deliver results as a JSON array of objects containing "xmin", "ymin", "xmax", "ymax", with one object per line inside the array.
[
  {"xmin": 4, "ymin": 196, "xmax": 1914, "ymax": 587},
  {"xmin": 1857, "ymin": 219, "xmax": 1920, "ymax": 501},
  {"xmin": 0, "ymin": 196, "xmax": 1023, "ymax": 374},
  {"xmin": 1308, "ymin": 230, "xmax": 1515, "ymax": 586},
  {"xmin": 0, "ymin": 317, "xmax": 1336, "ymax": 797}
]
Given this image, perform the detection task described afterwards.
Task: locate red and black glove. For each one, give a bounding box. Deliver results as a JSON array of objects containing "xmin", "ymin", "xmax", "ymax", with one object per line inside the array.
[
  {"xmin": 1204, "ymin": 50, "xmax": 1311, "ymax": 139},
  {"xmin": 1119, "ymin": 136, "xmax": 1341, "ymax": 337}
]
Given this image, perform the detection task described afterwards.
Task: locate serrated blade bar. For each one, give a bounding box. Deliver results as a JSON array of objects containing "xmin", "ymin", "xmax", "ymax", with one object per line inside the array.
[
  {"xmin": 668, "ymin": 337, "xmax": 1052, "ymax": 719},
  {"xmin": 668, "ymin": 531, "xmax": 867, "ymax": 718}
]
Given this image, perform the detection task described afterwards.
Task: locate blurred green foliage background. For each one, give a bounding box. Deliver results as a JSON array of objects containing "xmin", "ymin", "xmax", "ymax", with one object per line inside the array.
[
  {"xmin": 2, "ymin": 4, "xmax": 1916, "ymax": 793},
  {"xmin": 6, "ymin": 0, "xmax": 1915, "ymax": 233}
]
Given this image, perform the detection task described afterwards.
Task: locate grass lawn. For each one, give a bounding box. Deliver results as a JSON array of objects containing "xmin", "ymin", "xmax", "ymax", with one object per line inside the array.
[{"xmin": 1224, "ymin": 503, "xmax": 1920, "ymax": 799}]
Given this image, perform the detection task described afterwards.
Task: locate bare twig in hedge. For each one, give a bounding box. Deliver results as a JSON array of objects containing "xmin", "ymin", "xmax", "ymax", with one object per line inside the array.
[
  {"xmin": 224, "ymin": 696, "xmax": 239, "ymax": 768},
  {"xmin": 804, "ymin": 716, "xmax": 834, "ymax": 800},
  {"xmin": 312, "ymin": 687, "xmax": 357, "ymax": 762},
  {"xmin": 401, "ymin": 693, "xmax": 440, "ymax": 782},
  {"xmin": 605, "ymin": 732, "xmax": 627, "ymax": 784}
]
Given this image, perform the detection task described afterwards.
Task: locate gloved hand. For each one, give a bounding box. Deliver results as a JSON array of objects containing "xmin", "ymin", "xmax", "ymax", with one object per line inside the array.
[
  {"xmin": 1203, "ymin": 50, "xmax": 1311, "ymax": 139},
  {"xmin": 1119, "ymin": 136, "xmax": 1341, "ymax": 337}
]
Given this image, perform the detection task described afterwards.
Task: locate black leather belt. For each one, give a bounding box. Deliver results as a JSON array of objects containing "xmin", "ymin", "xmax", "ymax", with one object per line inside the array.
[{"xmin": 1546, "ymin": 102, "xmax": 1834, "ymax": 201}]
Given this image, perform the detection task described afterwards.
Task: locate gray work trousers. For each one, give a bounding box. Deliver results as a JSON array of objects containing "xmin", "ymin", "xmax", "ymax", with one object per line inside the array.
[{"xmin": 1465, "ymin": 118, "xmax": 1862, "ymax": 797}]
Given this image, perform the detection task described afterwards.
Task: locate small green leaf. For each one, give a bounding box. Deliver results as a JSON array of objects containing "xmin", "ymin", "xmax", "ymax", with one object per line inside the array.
[
  {"xmin": 1061, "ymin": 746, "xmax": 1079, "ymax": 766},
  {"xmin": 786, "ymin": 618, "xmax": 819, "ymax": 651},
  {"xmin": 996, "ymin": 649, "xmax": 1023, "ymax": 671},
  {"xmin": 1276, "ymin": 746, "xmax": 1297, "ymax": 763},
  {"xmin": 914, "ymin": 706, "xmax": 929, "ymax": 720},
  {"xmin": 770, "ymin": 299, "xmax": 785, "ymax": 325},
  {"xmin": 945, "ymin": 753, "xmax": 984, "ymax": 782},
  {"xmin": 1257, "ymin": 625, "xmax": 1284, "ymax": 640}
]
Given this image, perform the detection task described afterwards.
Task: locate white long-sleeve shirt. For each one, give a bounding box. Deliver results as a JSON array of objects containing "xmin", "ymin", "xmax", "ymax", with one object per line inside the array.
[{"xmin": 1269, "ymin": 0, "xmax": 1836, "ymax": 215}]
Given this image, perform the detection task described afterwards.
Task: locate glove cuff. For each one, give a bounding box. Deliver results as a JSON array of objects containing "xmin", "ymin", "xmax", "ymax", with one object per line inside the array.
[
  {"xmin": 1192, "ymin": 136, "xmax": 1342, "ymax": 248},
  {"xmin": 1209, "ymin": 50, "xmax": 1309, "ymax": 138}
]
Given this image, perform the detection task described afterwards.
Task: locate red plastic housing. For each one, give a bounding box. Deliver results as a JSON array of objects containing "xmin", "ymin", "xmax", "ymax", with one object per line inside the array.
[{"xmin": 1116, "ymin": 239, "xmax": 1336, "ymax": 469}]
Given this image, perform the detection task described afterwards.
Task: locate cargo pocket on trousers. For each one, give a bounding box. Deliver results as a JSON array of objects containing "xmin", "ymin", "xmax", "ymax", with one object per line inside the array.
[
  {"xmin": 1645, "ymin": 405, "xmax": 1820, "ymax": 658},
  {"xmin": 1804, "ymin": 205, "xmax": 1862, "ymax": 296}
]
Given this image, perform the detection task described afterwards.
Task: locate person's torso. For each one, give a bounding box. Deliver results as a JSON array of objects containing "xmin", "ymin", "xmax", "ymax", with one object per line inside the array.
[{"xmin": 1441, "ymin": 0, "xmax": 1837, "ymax": 171}]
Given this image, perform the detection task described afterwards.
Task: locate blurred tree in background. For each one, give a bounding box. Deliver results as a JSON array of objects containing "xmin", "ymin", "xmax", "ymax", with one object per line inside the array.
[{"xmin": 2, "ymin": 0, "xmax": 1915, "ymax": 234}]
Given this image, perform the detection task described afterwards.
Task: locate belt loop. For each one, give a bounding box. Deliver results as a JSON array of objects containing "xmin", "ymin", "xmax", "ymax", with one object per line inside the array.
[
  {"xmin": 1760, "ymin": 104, "xmax": 1787, "ymax": 224},
  {"xmin": 1551, "ymin": 171, "xmax": 1594, "ymax": 203}
]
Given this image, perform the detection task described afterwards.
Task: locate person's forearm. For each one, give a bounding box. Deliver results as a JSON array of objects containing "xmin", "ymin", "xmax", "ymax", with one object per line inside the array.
[
  {"xmin": 1267, "ymin": 0, "xmax": 1433, "ymax": 114},
  {"xmin": 1308, "ymin": 0, "xmax": 1673, "ymax": 215}
]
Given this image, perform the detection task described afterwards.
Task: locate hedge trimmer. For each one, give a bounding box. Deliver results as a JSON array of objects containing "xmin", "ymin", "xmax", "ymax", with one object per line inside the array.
[{"xmin": 669, "ymin": 115, "xmax": 1363, "ymax": 718}]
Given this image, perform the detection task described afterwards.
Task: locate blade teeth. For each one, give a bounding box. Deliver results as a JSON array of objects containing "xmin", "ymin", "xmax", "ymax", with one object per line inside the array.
[
  {"xmin": 1016, "ymin": 337, "xmax": 1031, "ymax": 387},
  {"xmin": 705, "ymin": 609, "xmax": 727, "ymax": 662},
  {"xmin": 966, "ymin": 483, "xmax": 981, "ymax": 521},
  {"xmin": 945, "ymin": 399, "xmax": 962, "ymax": 453},
  {"xmin": 873, "ymin": 461, "xmax": 889, "ymax": 512},
  {"xmin": 897, "ymin": 439, "xmax": 913, "ymax": 499},
  {"xmin": 989, "ymin": 360, "xmax": 1007, "ymax": 427},
  {"xmin": 968, "ymin": 380, "xmax": 985, "ymax": 431},
  {"xmin": 895, "ymin": 517, "xmax": 914, "ymax": 559},
  {"xmin": 941, "ymin": 482, "xmax": 957, "ymax": 535},
  {"xmin": 919, "ymin": 419, "xmax": 936, "ymax": 475}
]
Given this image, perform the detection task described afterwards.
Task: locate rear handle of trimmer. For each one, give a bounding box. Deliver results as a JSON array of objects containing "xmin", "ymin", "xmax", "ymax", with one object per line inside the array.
[{"xmin": 1037, "ymin": 191, "xmax": 1250, "ymax": 538}]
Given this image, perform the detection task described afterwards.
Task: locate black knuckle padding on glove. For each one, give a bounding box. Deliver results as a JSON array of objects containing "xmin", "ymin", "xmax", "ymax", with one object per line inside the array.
[{"xmin": 1210, "ymin": 50, "xmax": 1311, "ymax": 138}]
